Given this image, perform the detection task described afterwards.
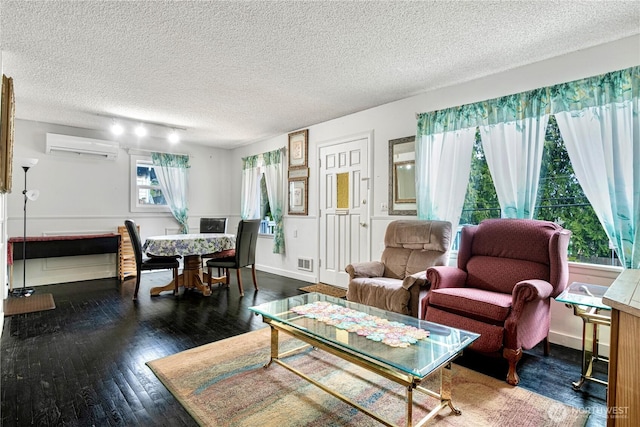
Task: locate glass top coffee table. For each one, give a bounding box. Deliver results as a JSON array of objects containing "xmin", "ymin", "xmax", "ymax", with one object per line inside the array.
[{"xmin": 250, "ymin": 293, "xmax": 479, "ymax": 427}]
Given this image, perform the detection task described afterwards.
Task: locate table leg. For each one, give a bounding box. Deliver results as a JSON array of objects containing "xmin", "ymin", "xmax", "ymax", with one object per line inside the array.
[
  {"xmin": 202, "ymin": 271, "xmax": 228, "ymax": 288},
  {"xmin": 150, "ymin": 255, "xmax": 228, "ymax": 297},
  {"xmin": 571, "ymin": 308, "xmax": 609, "ymax": 390},
  {"xmin": 441, "ymin": 363, "xmax": 461, "ymax": 415},
  {"xmin": 149, "ymin": 276, "xmax": 180, "ymax": 296},
  {"xmin": 265, "ymin": 326, "xmax": 279, "ymax": 368}
]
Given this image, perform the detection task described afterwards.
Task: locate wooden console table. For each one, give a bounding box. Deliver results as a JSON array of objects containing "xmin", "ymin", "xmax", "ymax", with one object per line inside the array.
[{"xmin": 7, "ymin": 234, "xmax": 120, "ymax": 289}]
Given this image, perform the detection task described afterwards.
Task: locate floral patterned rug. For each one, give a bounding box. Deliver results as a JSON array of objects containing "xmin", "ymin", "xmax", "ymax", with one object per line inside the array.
[{"xmin": 147, "ymin": 328, "xmax": 588, "ymax": 427}]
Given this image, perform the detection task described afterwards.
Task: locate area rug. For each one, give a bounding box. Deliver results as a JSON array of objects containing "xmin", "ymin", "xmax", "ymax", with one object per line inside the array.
[
  {"xmin": 298, "ymin": 283, "xmax": 347, "ymax": 298},
  {"xmin": 147, "ymin": 328, "xmax": 588, "ymax": 427},
  {"xmin": 4, "ymin": 293, "xmax": 56, "ymax": 316}
]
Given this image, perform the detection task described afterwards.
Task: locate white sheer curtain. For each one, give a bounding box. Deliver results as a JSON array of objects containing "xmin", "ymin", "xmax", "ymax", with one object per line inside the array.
[
  {"xmin": 480, "ymin": 115, "xmax": 549, "ymax": 218},
  {"xmin": 240, "ymin": 155, "xmax": 260, "ymax": 220},
  {"xmin": 554, "ymin": 84, "xmax": 639, "ymax": 267},
  {"xmin": 416, "ymin": 127, "xmax": 475, "ymax": 233},
  {"xmin": 151, "ymin": 152, "xmax": 190, "ymax": 233},
  {"xmin": 263, "ymin": 148, "xmax": 285, "ymax": 254}
]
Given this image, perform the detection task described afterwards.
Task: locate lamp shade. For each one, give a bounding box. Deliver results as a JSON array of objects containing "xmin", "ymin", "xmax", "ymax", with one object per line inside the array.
[
  {"xmin": 25, "ymin": 189, "xmax": 39, "ymax": 201},
  {"xmin": 21, "ymin": 158, "xmax": 38, "ymax": 168}
]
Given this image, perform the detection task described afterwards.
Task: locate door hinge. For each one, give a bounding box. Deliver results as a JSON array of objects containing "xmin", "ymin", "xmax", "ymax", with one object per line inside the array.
[{"xmin": 319, "ymin": 259, "xmax": 321, "ymax": 268}]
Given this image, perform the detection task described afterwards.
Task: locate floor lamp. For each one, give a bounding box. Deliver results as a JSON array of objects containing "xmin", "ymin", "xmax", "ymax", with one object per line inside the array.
[{"xmin": 11, "ymin": 158, "xmax": 40, "ymax": 298}]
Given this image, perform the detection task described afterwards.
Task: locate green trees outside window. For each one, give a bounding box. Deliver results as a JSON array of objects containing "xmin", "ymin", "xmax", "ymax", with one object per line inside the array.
[{"xmin": 460, "ymin": 116, "xmax": 617, "ymax": 266}]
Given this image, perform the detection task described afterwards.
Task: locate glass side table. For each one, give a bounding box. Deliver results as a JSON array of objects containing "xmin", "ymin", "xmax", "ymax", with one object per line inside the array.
[{"xmin": 556, "ymin": 282, "xmax": 611, "ymax": 390}]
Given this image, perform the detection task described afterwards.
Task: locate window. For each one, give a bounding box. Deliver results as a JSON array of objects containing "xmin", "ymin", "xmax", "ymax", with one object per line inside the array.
[
  {"xmin": 459, "ymin": 129, "xmax": 501, "ymax": 225},
  {"xmin": 259, "ymin": 174, "xmax": 275, "ymax": 235},
  {"xmin": 459, "ymin": 116, "xmax": 617, "ymax": 266},
  {"xmin": 130, "ymin": 155, "xmax": 169, "ymax": 212}
]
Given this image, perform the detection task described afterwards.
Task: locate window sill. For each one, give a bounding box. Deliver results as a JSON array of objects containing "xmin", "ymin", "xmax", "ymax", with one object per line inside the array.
[{"xmin": 567, "ymin": 260, "xmax": 623, "ymax": 280}]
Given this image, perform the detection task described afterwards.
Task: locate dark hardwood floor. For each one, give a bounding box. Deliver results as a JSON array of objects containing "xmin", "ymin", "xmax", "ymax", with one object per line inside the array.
[{"xmin": 2, "ymin": 270, "xmax": 606, "ymax": 426}]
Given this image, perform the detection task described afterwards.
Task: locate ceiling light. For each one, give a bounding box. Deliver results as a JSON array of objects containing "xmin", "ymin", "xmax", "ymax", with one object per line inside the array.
[
  {"xmin": 168, "ymin": 130, "xmax": 180, "ymax": 144},
  {"xmin": 134, "ymin": 124, "xmax": 147, "ymax": 137},
  {"xmin": 111, "ymin": 121, "xmax": 124, "ymax": 136}
]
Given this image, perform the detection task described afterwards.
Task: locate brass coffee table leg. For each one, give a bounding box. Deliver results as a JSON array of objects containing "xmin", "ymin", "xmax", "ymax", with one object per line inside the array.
[
  {"xmin": 412, "ymin": 364, "xmax": 461, "ymax": 427},
  {"xmin": 264, "ymin": 326, "xmax": 279, "ymax": 368},
  {"xmin": 441, "ymin": 363, "xmax": 462, "ymax": 415}
]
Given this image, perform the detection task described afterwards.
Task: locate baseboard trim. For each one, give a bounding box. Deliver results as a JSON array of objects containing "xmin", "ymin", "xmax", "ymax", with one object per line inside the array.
[
  {"xmin": 549, "ymin": 330, "xmax": 610, "ymax": 358},
  {"xmin": 255, "ymin": 264, "xmax": 316, "ymax": 284}
]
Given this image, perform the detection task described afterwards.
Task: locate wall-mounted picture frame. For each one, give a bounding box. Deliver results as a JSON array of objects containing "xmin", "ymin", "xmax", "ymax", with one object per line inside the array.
[
  {"xmin": 288, "ymin": 177, "xmax": 308, "ymax": 215},
  {"xmin": 288, "ymin": 167, "xmax": 309, "ymax": 179},
  {"xmin": 0, "ymin": 74, "xmax": 15, "ymax": 194},
  {"xmin": 288, "ymin": 129, "xmax": 308, "ymax": 169}
]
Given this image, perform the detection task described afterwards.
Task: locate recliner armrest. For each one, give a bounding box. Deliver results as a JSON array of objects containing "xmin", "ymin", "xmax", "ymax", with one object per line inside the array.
[
  {"xmin": 512, "ymin": 279, "xmax": 553, "ymax": 304},
  {"xmin": 345, "ymin": 261, "xmax": 385, "ymax": 279},
  {"xmin": 402, "ymin": 270, "xmax": 428, "ymax": 290},
  {"xmin": 426, "ymin": 266, "xmax": 468, "ymax": 290},
  {"xmin": 505, "ymin": 279, "xmax": 555, "ymax": 348}
]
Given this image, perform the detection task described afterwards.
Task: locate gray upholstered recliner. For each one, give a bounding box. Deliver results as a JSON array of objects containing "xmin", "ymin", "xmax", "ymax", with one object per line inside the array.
[{"xmin": 345, "ymin": 220, "xmax": 452, "ymax": 317}]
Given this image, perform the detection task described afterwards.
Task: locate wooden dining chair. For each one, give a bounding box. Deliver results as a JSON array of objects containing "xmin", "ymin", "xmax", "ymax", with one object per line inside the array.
[
  {"xmin": 124, "ymin": 219, "xmax": 180, "ymax": 301},
  {"xmin": 206, "ymin": 219, "xmax": 260, "ymax": 296}
]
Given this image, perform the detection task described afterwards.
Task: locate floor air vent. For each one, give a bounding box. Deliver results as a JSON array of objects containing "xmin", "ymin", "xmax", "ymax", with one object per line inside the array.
[{"xmin": 297, "ymin": 257, "xmax": 313, "ymax": 272}]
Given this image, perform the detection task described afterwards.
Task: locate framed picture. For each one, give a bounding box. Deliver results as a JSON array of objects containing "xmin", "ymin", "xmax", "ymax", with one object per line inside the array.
[
  {"xmin": 288, "ymin": 178, "xmax": 308, "ymax": 215},
  {"xmin": 288, "ymin": 129, "xmax": 308, "ymax": 169},
  {"xmin": 288, "ymin": 167, "xmax": 309, "ymax": 179},
  {"xmin": 0, "ymin": 74, "xmax": 15, "ymax": 193}
]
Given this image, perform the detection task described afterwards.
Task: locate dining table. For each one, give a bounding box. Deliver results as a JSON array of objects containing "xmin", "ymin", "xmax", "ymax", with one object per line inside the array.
[{"xmin": 142, "ymin": 233, "xmax": 236, "ymax": 296}]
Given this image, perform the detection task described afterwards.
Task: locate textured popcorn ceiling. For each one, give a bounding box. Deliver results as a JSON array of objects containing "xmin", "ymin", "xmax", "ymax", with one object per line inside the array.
[{"xmin": 1, "ymin": 1, "xmax": 639, "ymax": 148}]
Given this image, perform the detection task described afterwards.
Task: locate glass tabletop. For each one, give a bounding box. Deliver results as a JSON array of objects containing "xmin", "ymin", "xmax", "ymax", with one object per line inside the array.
[
  {"xmin": 556, "ymin": 282, "xmax": 611, "ymax": 310},
  {"xmin": 249, "ymin": 293, "xmax": 479, "ymax": 379}
]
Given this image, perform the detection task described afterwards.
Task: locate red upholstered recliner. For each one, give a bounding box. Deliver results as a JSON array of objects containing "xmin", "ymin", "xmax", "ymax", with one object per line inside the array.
[{"xmin": 421, "ymin": 218, "xmax": 571, "ymax": 385}]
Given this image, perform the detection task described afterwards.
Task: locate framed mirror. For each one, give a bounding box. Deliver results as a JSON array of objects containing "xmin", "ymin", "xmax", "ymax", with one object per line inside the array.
[{"xmin": 388, "ymin": 136, "xmax": 416, "ymax": 215}]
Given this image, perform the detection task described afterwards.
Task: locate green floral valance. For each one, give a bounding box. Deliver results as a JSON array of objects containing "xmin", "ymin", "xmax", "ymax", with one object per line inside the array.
[
  {"xmin": 551, "ymin": 66, "xmax": 639, "ymax": 114},
  {"xmin": 151, "ymin": 152, "xmax": 190, "ymax": 168},
  {"xmin": 417, "ymin": 65, "xmax": 639, "ymax": 136},
  {"xmin": 242, "ymin": 154, "xmax": 259, "ymax": 170},
  {"xmin": 263, "ymin": 148, "xmax": 282, "ymax": 166},
  {"xmin": 417, "ymin": 104, "xmax": 479, "ymax": 136}
]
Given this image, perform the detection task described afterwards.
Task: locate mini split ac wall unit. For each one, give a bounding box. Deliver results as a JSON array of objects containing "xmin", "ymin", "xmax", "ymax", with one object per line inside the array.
[{"xmin": 45, "ymin": 133, "xmax": 119, "ymax": 160}]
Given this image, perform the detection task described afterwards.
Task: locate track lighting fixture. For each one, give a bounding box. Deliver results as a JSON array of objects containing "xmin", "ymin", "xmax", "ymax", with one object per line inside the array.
[{"xmin": 100, "ymin": 114, "xmax": 185, "ymax": 143}]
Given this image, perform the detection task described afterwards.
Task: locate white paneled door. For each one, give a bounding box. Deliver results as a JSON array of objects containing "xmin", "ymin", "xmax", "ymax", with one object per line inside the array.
[{"xmin": 319, "ymin": 136, "xmax": 370, "ymax": 287}]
